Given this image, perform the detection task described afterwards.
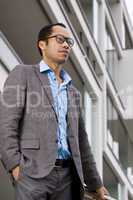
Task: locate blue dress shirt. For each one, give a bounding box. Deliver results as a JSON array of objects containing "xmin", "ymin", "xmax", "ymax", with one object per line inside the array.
[{"xmin": 40, "ymin": 60, "xmax": 72, "ymax": 159}]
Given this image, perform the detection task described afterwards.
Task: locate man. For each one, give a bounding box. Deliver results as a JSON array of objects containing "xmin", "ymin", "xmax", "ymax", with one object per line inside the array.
[{"xmin": 0, "ymin": 23, "xmax": 108, "ymax": 200}]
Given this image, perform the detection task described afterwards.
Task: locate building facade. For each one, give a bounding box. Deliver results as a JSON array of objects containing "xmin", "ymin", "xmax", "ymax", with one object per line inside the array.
[{"xmin": 0, "ymin": 0, "xmax": 133, "ymax": 199}]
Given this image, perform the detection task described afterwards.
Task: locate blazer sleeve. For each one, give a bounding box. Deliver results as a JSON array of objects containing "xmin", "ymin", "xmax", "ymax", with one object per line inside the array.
[
  {"xmin": 77, "ymin": 92, "xmax": 103, "ymax": 192},
  {"xmin": 0, "ymin": 65, "xmax": 27, "ymax": 172}
]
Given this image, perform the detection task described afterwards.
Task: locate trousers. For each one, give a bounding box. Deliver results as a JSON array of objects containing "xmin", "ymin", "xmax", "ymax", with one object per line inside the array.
[{"xmin": 13, "ymin": 164, "xmax": 81, "ymax": 200}]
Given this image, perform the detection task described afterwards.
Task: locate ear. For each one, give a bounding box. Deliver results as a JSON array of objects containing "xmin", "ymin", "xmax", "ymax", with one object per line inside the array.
[{"xmin": 38, "ymin": 40, "xmax": 47, "ymax": 51}]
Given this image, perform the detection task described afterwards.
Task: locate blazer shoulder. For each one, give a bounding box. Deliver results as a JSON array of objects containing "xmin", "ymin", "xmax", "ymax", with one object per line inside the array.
[
  {"xmin": 12, "ymin": 64, "xmax": 36, "ymax": 72},
  {"xmin": 8, "ymin": 64, "xmax": 37, "ymax": 78},
  {"xmin": 3, "ymin": 64, "xmax": 36, "ymax": 88}
]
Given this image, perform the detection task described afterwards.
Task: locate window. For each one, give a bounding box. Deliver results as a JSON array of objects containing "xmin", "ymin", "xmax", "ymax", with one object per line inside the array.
[
  {"xmin": 105, "ymin": 26, "xmax": 119, "ymax": 82},
  {"xmin": 79, "ymin": 0, "xmax": 93, "ymax": 32}
]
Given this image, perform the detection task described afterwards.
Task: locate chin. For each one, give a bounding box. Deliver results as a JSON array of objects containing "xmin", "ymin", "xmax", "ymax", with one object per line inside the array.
[{"xmin": 58, "ymin": 58, "xmax": 67, "ymax": 64}]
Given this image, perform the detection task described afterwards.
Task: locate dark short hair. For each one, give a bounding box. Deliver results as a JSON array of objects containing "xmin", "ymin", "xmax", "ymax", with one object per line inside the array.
[{"xmin": 37, "ymin": 23, "xmax": 66, "ymax": 56}]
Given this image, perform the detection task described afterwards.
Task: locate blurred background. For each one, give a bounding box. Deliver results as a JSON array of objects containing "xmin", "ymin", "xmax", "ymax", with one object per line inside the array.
[{"xmin": 0, "ymin": 0, "xmax": 133, "ymax": 199}]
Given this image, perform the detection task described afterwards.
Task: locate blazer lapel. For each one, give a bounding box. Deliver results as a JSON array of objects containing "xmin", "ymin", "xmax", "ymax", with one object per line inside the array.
[
  {"xmin": 67, "ymin": 84, "xmax": 74, "ymax": 112},
  {"xmin": 67, "ymin": 84, "xmax": 76, "ymax": 135},
  {"xmin": 34, "ymin": 65, "xmax": 58, "ymax": 122}
]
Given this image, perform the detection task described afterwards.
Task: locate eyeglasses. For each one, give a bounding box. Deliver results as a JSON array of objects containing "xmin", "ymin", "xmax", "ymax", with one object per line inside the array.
[{"xmin": 46, "ymin": 34, "xmax": 74, "ymax": 48}]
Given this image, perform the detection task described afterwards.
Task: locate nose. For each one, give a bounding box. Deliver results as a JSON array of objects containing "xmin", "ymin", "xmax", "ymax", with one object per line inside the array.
[{"xmin": 63, "ymin": 40, "xmax": 69, "ymax": 49}]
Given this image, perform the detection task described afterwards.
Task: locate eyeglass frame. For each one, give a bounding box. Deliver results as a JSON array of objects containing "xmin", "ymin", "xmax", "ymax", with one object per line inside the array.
[{"xmin": 46, "ymin": 34, "xmax": 74, "ymax": 48}]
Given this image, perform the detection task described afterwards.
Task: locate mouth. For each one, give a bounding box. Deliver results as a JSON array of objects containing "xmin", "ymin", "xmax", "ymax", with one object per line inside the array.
[{"xmin": 58, "ymin": 50, "xmax": 69, "ymax": 55}]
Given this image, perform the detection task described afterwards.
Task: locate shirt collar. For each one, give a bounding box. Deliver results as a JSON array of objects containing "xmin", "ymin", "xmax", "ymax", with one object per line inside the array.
[
  {"xmin": 39, "ymin": 60, "xmax": 72, "ymax": 85},
  {"xmin": 39, "ymin": 60, "xmax": 51, "ymax": 73},
  {"xmin": 60, "ymin": 69, "xmax": 72, "ymax": 85}
]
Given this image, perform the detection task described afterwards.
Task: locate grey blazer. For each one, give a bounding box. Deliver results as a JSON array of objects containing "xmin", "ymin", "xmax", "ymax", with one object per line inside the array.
[{"xmin": 0, "ymin": 64, "xmax": 102, "ymax": 193}]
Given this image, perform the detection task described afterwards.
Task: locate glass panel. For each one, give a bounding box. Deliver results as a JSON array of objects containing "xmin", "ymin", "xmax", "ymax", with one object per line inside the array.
[
  {"xmin": 107, "ymin": 96, "xmax": 129, "ymax": 173},
  {"xmin": 105, "ymin": 28, "xmax": 124, "ymax": 106},
  {"xmin": 105, "ymin": 27, "xmax": 119, "ymax": 82},
  {"xmin": 79, "ymin": 0, "xmax": 93, "ymax": 32}
]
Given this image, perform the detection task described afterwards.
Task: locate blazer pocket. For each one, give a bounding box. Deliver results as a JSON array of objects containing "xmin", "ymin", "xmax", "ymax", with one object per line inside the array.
[{"xmin": 20, "ymin": 139, "xmax": 40, "ymax": 149}]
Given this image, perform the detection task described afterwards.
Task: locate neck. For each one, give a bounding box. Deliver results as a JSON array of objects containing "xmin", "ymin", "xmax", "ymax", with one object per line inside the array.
[{"xmin": 43, "ymin": 57, "xmax": 62, "ymax": 78}]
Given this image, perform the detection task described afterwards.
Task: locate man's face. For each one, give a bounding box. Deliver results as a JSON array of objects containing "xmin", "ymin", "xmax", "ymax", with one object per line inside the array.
[{"xmin": 39, "ymin": 25, "xmax": 73, "ymax": 64}]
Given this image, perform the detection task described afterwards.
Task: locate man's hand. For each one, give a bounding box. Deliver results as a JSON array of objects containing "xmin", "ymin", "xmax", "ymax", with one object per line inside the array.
[
  {"xmin": 11, "ymin": 165, "xmax": 20, "ymax": 181},
  {"xmin": 95, "ymin": 186, "xmax": 109, "ymax": 200}
]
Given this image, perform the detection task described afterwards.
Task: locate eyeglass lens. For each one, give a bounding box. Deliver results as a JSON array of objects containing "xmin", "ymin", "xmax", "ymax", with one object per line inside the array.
[{"xmin": 56, "ymin": 35, "xmax": 74, "ymax": 47}]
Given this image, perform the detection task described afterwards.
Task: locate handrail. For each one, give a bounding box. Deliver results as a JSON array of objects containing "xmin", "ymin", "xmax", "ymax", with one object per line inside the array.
[{"xmin": 105, "ymin": 0, "xmax": 123, "ymax": 49}]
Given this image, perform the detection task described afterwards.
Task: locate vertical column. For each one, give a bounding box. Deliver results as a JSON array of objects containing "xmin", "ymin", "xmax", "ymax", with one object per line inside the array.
[
  {"xmin": 118, "ymin": 184, "xmax": 128, "ymax": 200},
  {"xmin": 84, "ymin": 87, "xmax": 103, "ymax": 177},
  {"xmin": 91, "ymin": 93, "xmax": 103, "ymax": 177},
  {"xmin": 84, "ymin": 89, "xmax": 92, "ymax": 145}
]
